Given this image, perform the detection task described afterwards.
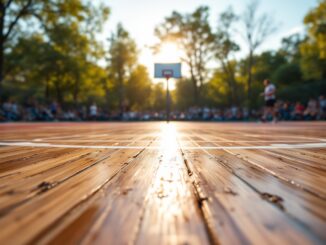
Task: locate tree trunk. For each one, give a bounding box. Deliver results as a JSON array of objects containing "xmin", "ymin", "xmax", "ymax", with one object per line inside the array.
[
  {"xmin": 0, "ymin": 2, "xmax": 5, "ymax": 91},
  {"xmin": 105, "ymin": 88, "xmax": 110, "ymax": 109},
  {"xmin": 73, "ymin": 73, "xmax": 80, "ymax": 106},
  {"xmin": 221, "ymin": 60, "xmax": 235, "ymax": 106},
  {"xmin": 229, "ymin": 65, "xmax": 238, "ymax": 106},
  {"xmin": 45, "ymin": 78, "xmax": 49, "ymax": 102},
  {"xmin": 0, "ymin": 37, "xmax": 4, "ymax": 93},
  {"xmin": 55, "ymin": 80, "xmax": 63, "ymax": 105},
  {"xmin": 247, "ymin": 50, "xmax": 253, "ymax": 110},
  {"xmin": 197, "ymin": 66, "xmax": 204, "ymax": 103},
  {"xmin": 118, "ymin": 70, "xmax": 124, "ymax": 116},
  {"xmin": 189, "ymin": 63, "xmax": 198, "ymax": 105}
]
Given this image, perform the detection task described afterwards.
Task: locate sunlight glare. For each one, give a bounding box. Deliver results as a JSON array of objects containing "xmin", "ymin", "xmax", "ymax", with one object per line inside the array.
[
  {"xmin": 153, "ymin": 42, "xmax": 182, "ymax": 90},
  {"xmin": 160, "ymin": 123, "xmax": 178, "ymax": 159},
  {"xmin": 155, "ymin": 42, "xmax": 182, "ymax": 63}
]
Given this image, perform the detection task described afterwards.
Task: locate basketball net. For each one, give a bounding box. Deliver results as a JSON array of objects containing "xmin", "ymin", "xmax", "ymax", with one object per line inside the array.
[{"xmin": 162, "ymin": 70, "xmax": 173, "ymax": 80}]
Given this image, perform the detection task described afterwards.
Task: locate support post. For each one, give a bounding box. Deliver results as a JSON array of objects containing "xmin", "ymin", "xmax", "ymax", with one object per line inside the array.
[{"xmin": 166, "ymin": 77, "xmax": 170, "ymax": 123}]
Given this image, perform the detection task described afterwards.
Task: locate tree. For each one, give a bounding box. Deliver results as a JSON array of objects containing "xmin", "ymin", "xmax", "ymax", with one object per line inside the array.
[
  {"xmin": 175, "ymin": 79, "xmax": 195, "ymax": 110},
  {"xmin": 240, "ymin": 0, "xmax": 277, "ymax": 108},
  {"xmin": 3, "ymin": 1, "xmax": 109, "ymax": 105},
  {"xmin": 150, "ymin": 82, "xmax": 165, "ymax": 111},
  {"xmin": 108, "ymin": 23, "xmax": 138, "ymax": 115},
  {"xmin": 272, "ymin": 63, "xmax": 302, "ymax": 86},
  {"xmin": 5, "ymin": 34, "xmax": 54, "ymax": 101},
  {"xmin": 0, "ymin": 0, "xmax": 97, "ymax": 89},
  {"xmin": 213, "ymin": 8, "xmax": 241, "ymax": 105},
  {"xmin": 299, "ymin": 0, "xmax": 326, "ymax": 80},
  {"xmin": 155, "ymin": 6, "xmax": 214, "ymax": 105},
  {"xmin": 253, "ymin": 51, "xmax": 286, "ymax": 81},
  {"xmin": 126, "ymin": 65, "xmax": 152, "ymax": 110},
  {"xmin": 1, "ymin": 0, "xmax": 33, "ymax": 88},
  {"xmin": 279, "ymin": 34, "xmax": 303, "ymax": 63},
  {"xmin": 206, "ymin": 70, "xmax": 233, "ymax": 108}
]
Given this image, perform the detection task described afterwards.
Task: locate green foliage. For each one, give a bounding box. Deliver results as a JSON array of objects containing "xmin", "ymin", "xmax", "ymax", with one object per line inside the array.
[
  {"xmin": 126, "ymin": 65, "xmax": 152, "ymax": 110},
  {"xmin": 108, "ymin": 23, "xmax": 138, "ymax": 112},
  {"xmin": 212, "ymin": 8, "xmax": 242, "ymax": 106},
  {"xmin": 2, "ymin": 1, "xmax": 326, "ymax": 113},
  {"xmin": 150, "ymin": 82, "xmax": 165, "ymax": 111},
  {"xmin": 174, "ymin": 79, "xmax": 195, "ymax": 110},
  {"xmin": 155, "ymin": 6, "xmax": 214, "ymax": 104},
  {"xmin": 279, "ymin": 34, "xmax": 302, "ymax": 62},
  {"xmin": 272, "ymin": 63, "xmax": 302, "ymax": 86},
  {"xmin": 278, "ymin": 80, "xmax": 326, "ymax": 102},
  {"xmin": 299, "ymin": 0, "xmax": 326, "ymax": 80}
]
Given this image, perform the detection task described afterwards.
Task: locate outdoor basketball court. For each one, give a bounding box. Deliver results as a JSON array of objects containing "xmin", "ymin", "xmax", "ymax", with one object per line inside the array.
[{"xmin": 0, "ymin": 122, "xmax": 325, "ymax": 244}]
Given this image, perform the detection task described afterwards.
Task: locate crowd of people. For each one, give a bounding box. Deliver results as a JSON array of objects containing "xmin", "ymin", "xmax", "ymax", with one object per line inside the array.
[{"xmin": 0, "ymin": 95, "xmax": 325, "ymax": 122}]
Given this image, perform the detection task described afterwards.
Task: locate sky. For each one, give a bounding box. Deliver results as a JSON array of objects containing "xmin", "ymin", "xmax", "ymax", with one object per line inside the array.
[{"xmin": 102, "ymin": 0, "xmax": 318, "ymax": 83}]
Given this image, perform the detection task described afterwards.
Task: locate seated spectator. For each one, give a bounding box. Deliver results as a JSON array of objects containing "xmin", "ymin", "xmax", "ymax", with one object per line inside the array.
[
  {"xmin": 279, "ymin": 101, "xmax": 291, "ymax": 120},
  {"xmin": 11, "ymin": 100, "xmax": 20, "ymax": 120},
  {"xmin": 50, "ymin": 101, "xmax": 59, "ymax": 120},
  {"xmin": 242, "ymin": 108, "xmax": 249, "ymax": 120},
  {"xmin": 304, "ymin": 98, "xmax": 318, "ymax": 120},
  {"xmin": 318, "ymin": 95, "xmax": 326, "ymax": 120},
  {"xmin": 2, "ymin": 100, "xmax": 12, "ymax": 120},
  {"xmin": 89, "ymin": 103, "xmax": 97, "ymax": 120},
  {"xmin": 293, "ymin": 102, "xmax": 305, "ymax": 120},
  {"xmin": 231, "ymin": 106, "xmax": 238, "ymax": 120},
  {"xmin": 0, "ymin": 95, "xmax": 325, "ymax": 122},
  {"xmin": 0, "ymin": 107, "xmax": 5, "ymax": 121},
  {"xmin": 39, "ymin": 105, "xmax": 53, "ymax": 121}
]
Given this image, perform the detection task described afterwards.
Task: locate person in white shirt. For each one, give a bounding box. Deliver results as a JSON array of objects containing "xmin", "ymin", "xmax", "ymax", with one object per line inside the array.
[
  {"xmin": 89, "ymin": 103, "xmax": 97, "ymax": 120},
  {"xmin": 260, "ymin": 79, "xmax": 277, "ymax": 122}
]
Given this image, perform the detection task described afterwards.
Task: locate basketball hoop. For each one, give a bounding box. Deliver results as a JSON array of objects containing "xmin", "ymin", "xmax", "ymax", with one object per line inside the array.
[
  {"xmin": 154, "ymin": 63, "xmax": 181, "ymax": 79},
  {"xmin": 162, "ymin": 69, "xmax": 173, "ymax": 80},
  {"xmin": 154, "ymin": 63, "xmax": 182, "ymax": 123}
]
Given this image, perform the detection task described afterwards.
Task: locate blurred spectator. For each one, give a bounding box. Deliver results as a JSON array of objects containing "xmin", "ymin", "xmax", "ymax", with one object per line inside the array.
[
  {"xmin": 0, "ymin": 96, "xmax": 325, "ymax": 122},
  {"xmin": 89, "ymin": 103, "xmax": 97, "ymax": 120},
  {"xmin": 318, "ymin": 95, "xmax": 326, "ymax": 120},
  {"xmin": 293, "ymin": 102, "xmax": 305, "ymax": 120},
  {"xmin": 304, "ymin": 98, "xmax": 318, "ymax": 120},
  {"xmin": 50, "ymin": 101, "xmax": 59, "ymax": 120},
  {"xmin": 279, "ymin": 101, "xmax": 292, "ymax": 121}
]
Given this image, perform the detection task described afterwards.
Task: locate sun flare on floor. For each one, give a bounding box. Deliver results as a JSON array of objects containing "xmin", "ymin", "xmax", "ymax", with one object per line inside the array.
[{"xmin": 160, "ymin": 123, "xmax": 178, "ymax": 158}]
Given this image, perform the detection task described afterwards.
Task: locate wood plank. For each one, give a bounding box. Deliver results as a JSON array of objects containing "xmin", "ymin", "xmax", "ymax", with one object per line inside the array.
[
  {"xmin": 23, "ymin": 139, "xmax": 209, "ymax": 244},
  {"xmin": 0, "ymin": 146, "xmax": 143, "ymax": 244},
  {"xmin": 181, "ymin": 148, "xmax": 322, "ymax": 244},
  {"xmin": 225, "ymin": 149, "xmax": 326, "ymax": 198},
  {"xmin": 182, "ymin": 130, "xmax": 326, "ymax": 238},
  {"xmin": 0, "ymin": 134, "xmax": 153, "ymax": 215},
  {"xmin": 31, "ymin": 148, "xmax": 162, "ymax": 245},
  {"xmin": 268, "ymin": 148, "xmax": 326, "ymax": 170},
  {"xmin": 0, "ymin": 121, "xmax": 324, "ymax": 244},
  {"xmin": 0, "ymin": 148, "xmax": 81, "ymax": 173},
  {"xmin": 193, "ymin": 129, "xmax": 326, "ymax": 199},
  {"xmin": 135, "ymin": 145, "xmax": 210, "ymax": 244},
  {"xmin": 205, "ymin": 150, "xmax": 326, "ymax": 240}
]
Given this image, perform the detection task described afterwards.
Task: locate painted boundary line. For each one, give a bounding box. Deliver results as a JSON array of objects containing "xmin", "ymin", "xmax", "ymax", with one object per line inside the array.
[
  {"xmin": 0, "ymin": 142, "xmax": 325, "ymax": 150},
  {"xmin": 1, "ymin": 139, "xmax": 325, "ymax": 143}
]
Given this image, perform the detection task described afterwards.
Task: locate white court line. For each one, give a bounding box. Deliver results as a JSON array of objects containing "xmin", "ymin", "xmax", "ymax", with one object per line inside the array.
[
  {"xmin": 243, "ymin": 134, "xmax": 326, "ymax": 141},
  {"xmin": 1, "ymin": 140, "xmax": 319, "ymax": 143},
  {"xmin": 33, "ymin": 134, "xmax": 82, "ymax": 141},
  {"xmin": 33, "ymin": 134, "xmax": 113, "ymax": 141},
  {"xmin": 0, "ymin": 142, "xmax": 325, "ymax": 150},
  {"xmin": 37, "ymin": 140, "xmax": 325, "ymax": 143}
]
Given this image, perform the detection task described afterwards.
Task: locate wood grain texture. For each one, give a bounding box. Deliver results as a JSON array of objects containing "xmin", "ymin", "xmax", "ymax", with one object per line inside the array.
[{"xmin": 0, "ymin": 121, "xmax": 325, "ymax": 245}]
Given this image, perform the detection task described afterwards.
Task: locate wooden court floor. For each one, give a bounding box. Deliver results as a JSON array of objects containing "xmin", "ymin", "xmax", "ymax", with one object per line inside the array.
[{"xmin": 0, "ymin": 122, "xmax": 325, "ymax": 245}]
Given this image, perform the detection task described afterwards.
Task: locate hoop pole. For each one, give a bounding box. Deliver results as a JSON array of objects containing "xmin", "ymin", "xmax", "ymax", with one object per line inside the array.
[{"xmin": 166, "ymin": 77, "xmax": 170, "ymax": 123}]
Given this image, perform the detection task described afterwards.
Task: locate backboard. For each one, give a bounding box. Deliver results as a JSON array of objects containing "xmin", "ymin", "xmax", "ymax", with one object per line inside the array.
[{"xmin": 154, "ymin": 63, "xmax": 181, "ymax": 79}]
